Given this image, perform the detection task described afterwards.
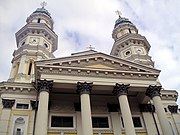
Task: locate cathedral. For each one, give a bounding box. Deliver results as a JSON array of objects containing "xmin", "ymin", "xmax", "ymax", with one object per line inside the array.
[{"xmin": 0, "ymin": 4, "xmax": 179, "ymax": 135}]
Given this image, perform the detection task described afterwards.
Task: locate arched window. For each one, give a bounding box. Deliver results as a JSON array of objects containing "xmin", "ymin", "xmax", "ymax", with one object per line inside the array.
[
  {"xmin": 28, "ymin": 61, "xmax": 32, "ymax": 75},
  {"xmin": 13, "ymin": 117, "xmax": 25, "ymax": 135},
  {"xmin": 37, "ymin": 18, "xmax": 41, "ymax": 23}
]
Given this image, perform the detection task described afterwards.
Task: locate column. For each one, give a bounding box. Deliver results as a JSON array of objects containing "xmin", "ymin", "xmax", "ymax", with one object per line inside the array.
[
  {"xmin": 113, "ymin": 83, "xmax": 136, "ymax": 135},
  {"xmin": 77, "ymin": 82, "xmax": 93, "ymax": 135},
  {"xmin": 0, "ymin": 99, "xmax": 15, "ymax": 135},
  {"xmin": 146, "ymin": 85, "xmax": 173, "ymax": 135},
  {"xmin": 34, "ymin": 79, "xmax": 53, "ymax": 135}
]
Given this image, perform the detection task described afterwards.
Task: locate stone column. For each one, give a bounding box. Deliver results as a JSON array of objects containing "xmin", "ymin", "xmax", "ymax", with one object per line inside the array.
[
  {"xmin": 77, "ymin": 82, "xmax": 93, "ymax": 135},
  {"xmin": 113, "ymin": 83, "xmax": 136, "ymax": 135},
  {"xmin": 0, "ymin": 99, "xmax": 15, "ymax": 135},
  {"xmin": 146, "ymin": 85, "xmax": 173, "ymax": 135},
  {"xmin": 34, "ymin": 79, "xmax": 53, "ymax": 135}
]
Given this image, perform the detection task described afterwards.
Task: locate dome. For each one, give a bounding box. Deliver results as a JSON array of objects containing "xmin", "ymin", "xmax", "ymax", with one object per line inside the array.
[
  {"xmin": 114, "ymin": 17, "xmax": 133, "ymax": 28},
  {"xmin": 33, "ymin": 7, "xmax": 51, "ymax": 18}
]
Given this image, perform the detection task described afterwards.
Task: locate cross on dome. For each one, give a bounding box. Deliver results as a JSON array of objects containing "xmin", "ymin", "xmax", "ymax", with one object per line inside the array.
[
  {"xmin": 40, "ymin": 1, "xmax": 47, "ymax": 8},
  {"xmin": 87, "ymin": 45, "xmax": 95, "ymax": 50},
  {"xmin": 115, "ymin": 10, "xmax": 122, "ymax": 18}
]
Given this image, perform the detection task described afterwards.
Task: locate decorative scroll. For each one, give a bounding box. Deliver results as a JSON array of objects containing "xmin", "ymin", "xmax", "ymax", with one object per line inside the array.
[
  {"xmin": 168, "ymin": 105, "xmax": 178, "ymax": 113},
  {"xmin": 31, "ymin": 100, "xmax": 39, "ymax": 110},
  {"xmin": 77, "ymin": 82, "xmax": 93, "ymax": 94},
  {"xmin": 139, "ymin": 104, "xmax": 155, "ymax": 112},
  {"xmin": 37, "ymin": 79, "xmax": 53, "ymax": 93},
  {"xmin": 107, "ymin": 103, "xmax": 119, "ymax": 112},
  {"xmin": 112, "ymin": 83, "xmax": 130, "ymax": 96},
  {"xmin": 145, "ymin": 85, "xmax": 162, "ymax": 98},
  {"xmin": 2, "ymin": 99, "xmax": 15, "ymax": 108}
]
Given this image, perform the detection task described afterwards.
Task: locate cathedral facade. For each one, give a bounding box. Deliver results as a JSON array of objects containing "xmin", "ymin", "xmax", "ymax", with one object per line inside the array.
[{"xmin": 0, "ymin": 5, "xmax": 179, "ymax": 135}]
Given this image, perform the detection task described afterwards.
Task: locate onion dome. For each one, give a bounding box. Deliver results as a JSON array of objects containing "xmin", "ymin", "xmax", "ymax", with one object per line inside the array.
[
  {"xmin": 33, "ymin": 7, "xmax": 51, "ymax": 18},
  {"xmin": 114, "ymin": 17, "xmax": 133, "ymax": 28},
  {"xmin": 26, "ymin": 5, "xmax": 54, "ymax": 29}
]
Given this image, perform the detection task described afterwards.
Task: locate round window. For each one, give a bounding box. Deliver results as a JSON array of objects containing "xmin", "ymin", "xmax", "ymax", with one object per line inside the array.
[{"xmin": 125, "ymin": 50, "xmax": 131, "ymax": 56}]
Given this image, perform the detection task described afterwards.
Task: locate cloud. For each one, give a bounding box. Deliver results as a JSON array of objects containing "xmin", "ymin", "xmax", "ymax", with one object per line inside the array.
[{"xmin": 0, "ymin": 0, "xmax": 180, "ymax": 104}]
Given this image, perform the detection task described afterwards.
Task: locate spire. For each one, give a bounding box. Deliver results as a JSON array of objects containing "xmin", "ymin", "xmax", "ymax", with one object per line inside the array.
[{"xmin": 111, "ymin": 11, "xmax": 154, "ymax": 67}]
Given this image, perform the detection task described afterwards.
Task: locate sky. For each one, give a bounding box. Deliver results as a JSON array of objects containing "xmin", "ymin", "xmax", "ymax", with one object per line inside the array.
[{"xmin": 0, "ymin": 0, "xmax": 180, "ymax": 105}]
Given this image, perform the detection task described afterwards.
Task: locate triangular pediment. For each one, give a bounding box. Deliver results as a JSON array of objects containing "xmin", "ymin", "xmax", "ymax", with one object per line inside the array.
[
  {"xmin": 84, "ymin": 64, "xmax": 116, "ymax": 70},
  {"xmin": 35, "ymin": 51, "xmax": 160, "ymax": 76}
]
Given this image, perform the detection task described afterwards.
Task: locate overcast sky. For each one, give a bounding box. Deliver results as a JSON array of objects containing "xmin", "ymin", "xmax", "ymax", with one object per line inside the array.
[{"xmin": 0, "ymin": 0, "xmax": 180, "ymax": 105}]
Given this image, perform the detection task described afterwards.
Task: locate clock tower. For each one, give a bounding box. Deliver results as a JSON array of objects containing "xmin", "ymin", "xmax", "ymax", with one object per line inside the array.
[
  {"xmin": 8, "ymin": 4, "xmax": 58, "ymax": 82},
  {"xmin": 111, "ymin": 13, "xmax": 154, "ymax": 67}
]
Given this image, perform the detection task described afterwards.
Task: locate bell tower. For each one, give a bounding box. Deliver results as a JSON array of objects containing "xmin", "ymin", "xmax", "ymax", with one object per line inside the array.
[
  {"xmin": 110, "ymin": 11, "xmax": 154, "ymax": 67},
  {"xmin": 8, "ymin": 3, "xmax": 58, "ymax": 82}
]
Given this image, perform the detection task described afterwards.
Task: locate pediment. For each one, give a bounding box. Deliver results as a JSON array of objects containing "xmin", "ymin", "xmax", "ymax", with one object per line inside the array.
[
  {"xmin": 35, "ymin": 52, "xmax": 160, "ymax": 80},
  {"xmin": 84, "ymin": 64, "xmax": 116, "ymax": 70}
]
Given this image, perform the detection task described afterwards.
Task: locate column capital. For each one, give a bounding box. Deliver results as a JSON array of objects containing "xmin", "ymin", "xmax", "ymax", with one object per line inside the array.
[
  {"xmin": 37, "ymin": 79, "xmax": 53, "ymax": 93},
  {"xmin": 77, "ymin": 82, "xmax": 93, "ymax": 95},
  {"xmin": 112, "ymin": 83, "xmax": 130, "ymax": 96},
  {"xmin": 2, "ymin": 99, "xmax": 15, "ymax": 108},
  {"xmin": 146, "ymin": 85, "xmax": 162, "ymax": 98},
  {"xmin": 168, "ymin": 105, "xmax": 178, "ymax": 113}
]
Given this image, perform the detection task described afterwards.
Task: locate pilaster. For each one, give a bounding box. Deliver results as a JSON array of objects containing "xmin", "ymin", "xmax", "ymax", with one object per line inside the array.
[{"xmin": 0, "ymin": 99, "xmax": 15, "ymax": 135}]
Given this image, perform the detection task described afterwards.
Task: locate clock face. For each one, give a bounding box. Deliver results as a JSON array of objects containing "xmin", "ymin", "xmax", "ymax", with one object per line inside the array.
[
  {"xmin": 30, "ymin": 37, "xmax": 39, "ymax": 44},
  {"xmin": 136, "ymin": 48, "xmax": 143, "ymax": 54}
]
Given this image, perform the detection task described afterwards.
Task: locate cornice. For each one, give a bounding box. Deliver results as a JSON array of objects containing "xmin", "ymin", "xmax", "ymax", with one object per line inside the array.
[
  {"xmin": 36, "ymin": 65, "xmax": 159, "ymax": 80},
  {"xmin": 0, "ymin": 81, "xmax": 35, "ymax": 93}
]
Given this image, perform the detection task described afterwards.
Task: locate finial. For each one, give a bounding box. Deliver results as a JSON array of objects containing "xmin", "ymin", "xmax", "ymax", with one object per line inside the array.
[
  {"xmin": 87, "ymin": 45, "xmax": 95, "ymax": 50},
  {"xmin": 40, "ymin": 1, "xmax": 47, "ymax": 8},
  {"xmin": 115, "ymin": 10, "xmax": 122, "ymax": 18}
]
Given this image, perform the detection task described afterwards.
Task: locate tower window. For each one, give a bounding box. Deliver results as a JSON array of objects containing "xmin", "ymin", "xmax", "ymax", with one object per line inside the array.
[
  {"xmin": 128, "ymin": 28, "xmax": 131, "ymax": 33},
  {"xmin": 28, "ymin": 62, "xmax": 32, "ymax": 75},
  {"xmin": 22, "ymin": 42, "xmax": 25, "ymax": 46},
  {"xmin": 44, "ymin": 43, "xmax": 48, "ymax": 48},
  {"xmin": 37, "ymin": 18, "xmax": 41, "ymax": 23}
]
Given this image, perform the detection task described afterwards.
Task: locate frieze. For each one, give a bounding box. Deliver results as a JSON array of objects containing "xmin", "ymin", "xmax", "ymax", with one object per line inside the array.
[
  {"xmin": 107, "ymin": 103, "xmax": 119, "ymax": 112},
  {"xmin": 112, "ymin": 83, "xmax": 130, "ymax": 96},
  {"xmin": 139, "ymin": 104, "xmax": 155, "ymax": 112},
  {"xmin": 146, "ymin": 85, "xmax": 162, "ymax": 98},
  {"xmin": 2, "ymin": 99, "xmax": 15, "ymax": 108},
  {"xmin": 38, "ymin": 66, "xmax": 158, "ymax": 80},
  {"xmin": 77, "ymin": 82, "xmax": 93, "ymax": 95}
]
